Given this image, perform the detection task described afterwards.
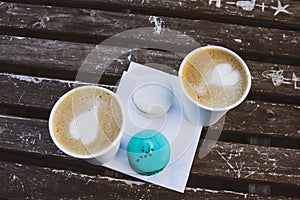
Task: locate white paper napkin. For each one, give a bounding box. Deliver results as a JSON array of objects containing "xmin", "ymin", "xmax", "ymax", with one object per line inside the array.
[{"xmin": 104, "ymin": 62, "xmax": 202, "ymax": 193}]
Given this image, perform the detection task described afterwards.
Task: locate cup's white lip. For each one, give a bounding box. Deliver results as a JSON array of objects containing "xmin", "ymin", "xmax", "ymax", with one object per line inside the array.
[
  {"xmin": 179, "ymin": 45, "xmax": 252, "ymax": 112},
  {"xmin": 48, "ymin": 85, "xmax": 124, "ymax": 159}
]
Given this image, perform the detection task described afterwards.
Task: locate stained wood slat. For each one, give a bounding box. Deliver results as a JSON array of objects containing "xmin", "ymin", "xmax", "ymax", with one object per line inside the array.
[
  {"xmin": 193, "ymin": 140, "xmax": 300, "ymax": 186},
  {"xmin": 1, "ymin": 161, "xmax": 293, "ymax": 199},
  {"xmin": 0, "ymin": 73, "xmax": 72, "ymax": 111},
  {"xmin": 0, "ymin": 115, "xmax": 299, "ymax": 187},
  {"xmin": 2, "ymin": 0, "xmax": 300, "ymax": 30},
  {"xmin": 1, "ymin": 36, "xmax": 300, "ymax": 104},
  {"xmin": 248, "ymin": 61, "xmax": 300, "ymax": 105},
  {"xmin": 0, "ymin": 115, "xmax": 61, "ymax": 154},
  {"xmin": 0, "ymin": 35, "xmax": 94, "ymax": 78},
  {"xmin": 0, "ymin": 73, "xmax": 118, "ymax": 112},
  {"xmin": 224, "ymin": 101, "xmax": 300, "ymax": 140},
  {"xmin": 0, "ymin": 35, "xmax": 180, "ymax": 81},
  {"xmin": 0, "ymin": 3, "xmax": 299, "ymax": 64}
]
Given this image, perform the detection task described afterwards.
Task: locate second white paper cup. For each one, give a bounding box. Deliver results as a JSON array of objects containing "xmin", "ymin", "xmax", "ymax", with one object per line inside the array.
[{"xmin": 178, "ymin": 46, "xmax": 251, "ymax": 126}]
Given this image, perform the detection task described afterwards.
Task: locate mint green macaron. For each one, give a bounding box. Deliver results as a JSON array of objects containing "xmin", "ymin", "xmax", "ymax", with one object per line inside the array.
[{"xmin": 127, "ymin": 130, "xmax": 170, "ymax": 176}]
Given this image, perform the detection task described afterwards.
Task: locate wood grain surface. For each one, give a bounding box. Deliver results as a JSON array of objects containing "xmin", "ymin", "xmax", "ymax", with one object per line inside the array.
[
  {"xmin": 2, "ymin": 160, "xmax": 297, "ymax": 199},
  {"xmin": 0, "ymin": 0, "xmax": 299, "ymax": 199},
  {"xmin": 0, "ymin": 2, "xmax": 299, "ymax": 65},
  {"xmin": 0, "ymin": 114, "xmax": 299, "ymax": 187},
  {"xmin": 1, "ymin": 36, "xmax": 299, "ymax": 105},
  {"xmin": 2, "ymin": 0, "xmax": 300, "ymax": 30},
  {"xmin": 0, "ymin": 73, "xmax": 299, "ymax": 139}
]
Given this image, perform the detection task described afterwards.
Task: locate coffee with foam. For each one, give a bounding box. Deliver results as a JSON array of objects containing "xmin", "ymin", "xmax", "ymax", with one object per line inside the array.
[
  {"xmin": 181, "ymin": 47, "xmax": 249, "ymax": 109},
  {"xmin": 50, "ymin": 87, "xmax": 123, "ymax": 157}
]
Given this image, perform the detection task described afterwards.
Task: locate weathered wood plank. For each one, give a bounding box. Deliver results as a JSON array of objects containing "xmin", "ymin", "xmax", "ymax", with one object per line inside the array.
[
  {"xmin": 0, "ymin": 115, "xmax": 299, "ymax": 188},
  {"xmin": 2, "ymin": 0, "xmax": 300, "ymax": 30},
  {"xmin": 0, "ymin": 35, "xmax": 180, "ymax": 81},
  {"xmin": 0, "ymin": 3, "xmax": 299, "ymax": 64},
  {"xmin": 224, "ymin": 101, "xmax": 300, "ymax": 140},
  {"xmin": 0, "ymin": 115, "xmax": 61, "ymax": 155},
  {"xmin": 193, "ymin": 140, "xmax": 300, "ymax": 186},
  {"xmin": 248, "ymin": 61, "xmax": 300, "ymax": 105},
  {"xmin": 0, "ymin": 73, "xmax": 299, "ymax": 139},
  {"xmin": 1, "ymin": 36, "xmax": 300, "ymax": 104},
  {"xmin": 0, "ymin": 73, "xmax": 117, "ymax": 112},
  {"xmin": 0, "ymin": 35, "xmax": 95, "ymax": 78},
  {"xmin": 1, "ymin": 160, "xmax": 293, "ymax": 199}
]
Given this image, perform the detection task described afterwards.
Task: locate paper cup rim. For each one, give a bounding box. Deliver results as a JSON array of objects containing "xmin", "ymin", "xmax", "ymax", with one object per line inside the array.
[
  {"xmin": 179, "ymin": 45, "xmax": 252, "ymax": 112},
  {"xmin": 48, "ymin": 85, "xmax": 124, "ymax": 159}
]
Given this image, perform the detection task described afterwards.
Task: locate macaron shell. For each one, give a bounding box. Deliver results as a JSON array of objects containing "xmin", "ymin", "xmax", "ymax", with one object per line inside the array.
[
  {"xmin": 131, "ymin": 84, "xmax": 174, "ymax": 117},
  {"xmin": 127, "ymin": 130, "xmax": 170, "ymax": 176}
]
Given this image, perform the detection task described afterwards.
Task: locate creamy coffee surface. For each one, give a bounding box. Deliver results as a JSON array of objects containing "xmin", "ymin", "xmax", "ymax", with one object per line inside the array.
[
  {"xmin": 181, "ymin": 48, "xmax": 248, "ymax": 108},
  {"xmin": 51, "ymin": 88, "xmax": 123, "ymax": 156}
]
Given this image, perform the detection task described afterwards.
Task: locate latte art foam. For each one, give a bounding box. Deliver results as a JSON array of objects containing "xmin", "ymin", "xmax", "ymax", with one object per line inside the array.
[
  {"xmin": 181, "ymin": 48, "xmax": 248, "ymax": 109},
  {"xmin": 209, "ymin": 63, "xmax": 240, "ymax": 86},
  {"xmin": 69, "ymin": 103, "xmax": 99, "ymax": 144}
]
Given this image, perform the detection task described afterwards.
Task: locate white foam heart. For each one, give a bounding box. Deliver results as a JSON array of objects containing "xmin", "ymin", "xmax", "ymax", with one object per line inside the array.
[
  {"xmin": 69, "ymin": 104, "xmax": 99, "ymax": 144},
  {"xmin": 209, "ymin": 63, "xmax": 239, "ymax": 86}
]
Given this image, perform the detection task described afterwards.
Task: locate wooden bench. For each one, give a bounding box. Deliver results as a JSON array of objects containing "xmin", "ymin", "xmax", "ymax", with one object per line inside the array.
[{"xmin": 0, "ymin": 0, "xmax": 299, "ymax": 199}]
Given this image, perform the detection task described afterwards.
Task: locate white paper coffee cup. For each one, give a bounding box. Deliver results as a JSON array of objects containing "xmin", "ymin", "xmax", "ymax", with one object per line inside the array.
[
  {"xmin": 49, "ymin": 86, "xmax": 124, "ymax": 165},
  {"xmin": 179, "ymin": 46, "xmax": 251, "ymax": 126}
]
